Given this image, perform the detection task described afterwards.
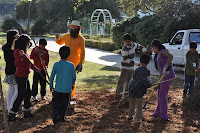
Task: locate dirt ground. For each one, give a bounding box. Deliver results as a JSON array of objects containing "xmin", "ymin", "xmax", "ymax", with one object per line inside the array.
[{"xmin": 0, "ymin": 82, "xmax": 200, "ymax": 133}]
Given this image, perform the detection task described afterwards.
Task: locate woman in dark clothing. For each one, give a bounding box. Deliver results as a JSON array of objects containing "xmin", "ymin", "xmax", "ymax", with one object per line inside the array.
[{"xmin": 2, "ymin": 30, "xmax": 19, "ymax": 112}]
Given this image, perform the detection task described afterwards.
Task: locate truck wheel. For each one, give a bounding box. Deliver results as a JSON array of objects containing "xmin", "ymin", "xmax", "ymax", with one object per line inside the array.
[{"xmin": 154, "ymin": 54, "xmax": 158, "ymax": 70}]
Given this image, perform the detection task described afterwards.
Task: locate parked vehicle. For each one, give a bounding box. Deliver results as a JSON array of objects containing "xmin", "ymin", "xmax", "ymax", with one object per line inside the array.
[{"xmin": 153, "ymin": 29, "xmax": 200, "ymax": 69}]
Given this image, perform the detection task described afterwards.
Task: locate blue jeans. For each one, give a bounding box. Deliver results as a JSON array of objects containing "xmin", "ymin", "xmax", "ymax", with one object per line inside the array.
[{"xmin": 183, "ymin": 74, "xmax": 195, "ymax": 94}]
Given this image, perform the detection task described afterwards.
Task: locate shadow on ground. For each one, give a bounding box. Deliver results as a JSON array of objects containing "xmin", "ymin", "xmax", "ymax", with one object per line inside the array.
[{"xmin": 99, "ymin": 54, "xmax": 121, "ymax": 68}]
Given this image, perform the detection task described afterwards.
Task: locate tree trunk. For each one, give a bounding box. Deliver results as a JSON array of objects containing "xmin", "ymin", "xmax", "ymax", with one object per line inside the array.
[{"xmin": 189, "ymin": 72, "xmax": 200, "ymax": 107}]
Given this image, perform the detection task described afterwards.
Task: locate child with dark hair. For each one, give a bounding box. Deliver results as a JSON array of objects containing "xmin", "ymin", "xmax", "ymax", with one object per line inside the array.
[
  {"xmin": 183, "ymin": 41, "xmax": 199, "ymax": 97},
  {"xmin": 50, "ymin": 46, "xmax": 76, "ymax": 124},
  {"xmin": 30, "ymin": 38, "xmax": 49, "ymax": 101},
  {"xmin": 128, "ymin": 54, "xmax": 151, "ymax": 123},
  {"xmin": 115, "ymin": 33, "xmax": 147, "ymax": 100},
  {"xmin": 151, "ymin": 39, "xmax": 175, "ymax": 121},
  {"xmin": 8, "ymin": 34, "xmax": 40, "ymax": 121},
  {"xmin": 2, "ymin": 30, "xmax": 19, "ymax": 112}
]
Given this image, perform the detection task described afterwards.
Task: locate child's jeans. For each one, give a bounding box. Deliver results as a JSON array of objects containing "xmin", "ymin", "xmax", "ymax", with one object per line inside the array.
[
  {"xmin": 116, "ymin": 69, "xmax": 133, "ymax": 95},
  {"xmin": 11, "ymin": 77, "xmax": 32, "ymax": 112},
  {"xmin": 52, "ymin": 91, "xmax": 71, "ymax": 120},
  {"xmin": 32, "ymin": 70, "xmax": 46, "ymax": 97},
  {"xmin": 128, "ymin": 97, "xmax": 143, "ymax": 121},
  {"xmin": 183, "ymin": 74, "xmax": 195, "ymax": 94}
]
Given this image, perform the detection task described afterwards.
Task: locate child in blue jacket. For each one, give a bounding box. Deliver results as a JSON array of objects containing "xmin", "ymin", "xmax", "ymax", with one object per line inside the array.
[
  {"xmin": 50, "ymin": 46, "xmax": 76, "ymax": 124},
  {"xmin": 128, "ymin": 54, "xmax": 151, "ymax": 123}
]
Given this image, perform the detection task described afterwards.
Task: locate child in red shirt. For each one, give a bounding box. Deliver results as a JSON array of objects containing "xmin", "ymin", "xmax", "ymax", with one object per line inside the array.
[
  {"xmin": 30, "ymin": 38, "xmax": 49, "ymax": 101},
  {"xmin": 8, "ymin": 34, "xmax": 40, "ymax": 121}
]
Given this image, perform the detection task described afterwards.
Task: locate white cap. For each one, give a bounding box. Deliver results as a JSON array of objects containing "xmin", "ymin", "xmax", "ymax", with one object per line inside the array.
[{"xmin": 68, "ymin": 20, "xmax": 82, "ymax": 27}]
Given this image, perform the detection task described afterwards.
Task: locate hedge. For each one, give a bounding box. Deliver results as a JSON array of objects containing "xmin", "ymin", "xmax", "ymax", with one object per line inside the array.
[
  {"xmin": 112, "ymin": 13, "xmax": 200, "ymax": 48},
  {"xmin": 85, "ymin": 39, "xmax": 119, "ymax": 51}
]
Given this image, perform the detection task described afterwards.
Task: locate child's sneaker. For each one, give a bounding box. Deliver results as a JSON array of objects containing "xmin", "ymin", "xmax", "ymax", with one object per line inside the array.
[
  {"xmin": 32, "ymin": 96, "xmax": 38, "ymax": 101},
  {"xmin": 7, "ymin": 113, "xmax": 22, "ymax": 121},
  {"xmin": 24, "ymin": 111, "xmax": 35, "ymax": 118},
  {"xmin": 41, "ymin": 96, "xmax": 45, "ymax": 100}
]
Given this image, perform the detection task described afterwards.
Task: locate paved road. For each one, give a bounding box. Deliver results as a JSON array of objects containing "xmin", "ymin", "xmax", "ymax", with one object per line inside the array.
[{"xmin": 32, "ymin": 37, "xmax": 184, "ymax": 79}]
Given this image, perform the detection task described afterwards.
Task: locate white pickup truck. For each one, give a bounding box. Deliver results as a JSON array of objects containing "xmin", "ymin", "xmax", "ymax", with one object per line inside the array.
[{"xmin": 154, "ymin": 29, "xmax": 200, "ymax": 68}]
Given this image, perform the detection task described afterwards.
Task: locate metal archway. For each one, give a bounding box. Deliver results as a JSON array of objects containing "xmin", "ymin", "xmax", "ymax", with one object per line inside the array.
[{"xmin": 90, "ymin": 9, "xmax": 113, "ymax": 37}]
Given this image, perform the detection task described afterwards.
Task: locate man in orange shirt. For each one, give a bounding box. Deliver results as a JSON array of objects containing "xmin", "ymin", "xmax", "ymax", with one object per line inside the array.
[{"xmin": 55, "ymin": 20, "xmax": 85, "ymax": 101}]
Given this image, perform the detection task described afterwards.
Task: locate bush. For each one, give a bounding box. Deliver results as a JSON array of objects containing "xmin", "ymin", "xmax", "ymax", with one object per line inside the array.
[
  {"xmin": 85, "ymin": 39, "xmax": 119, "ymax": 51},
  {"xmin": 32, "ymin": 19, "xmax": 50, "ymax": 36},
  {"xmin": 112, "ymin": 17, "xmax": 141, "ymax": 47},
  {"xmin": 134, "ymin": 15, "xmax": 165, "ymax": 46},
  {"xmin": 112, "ymin": 13, "xmax": 200, "ymax": 48},
  {"xmin": 1, "ymin": 19, "xmax": 23, "ymax": 32}
]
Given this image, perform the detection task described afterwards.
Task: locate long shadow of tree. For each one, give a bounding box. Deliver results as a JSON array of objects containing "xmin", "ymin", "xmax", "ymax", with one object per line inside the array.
[
  {"xmin": 100, "ymin": 66, "xmax": 120, "ymax": 71},
  {"xmin": 99, "ymin": 54, "xmax": 121, "ymax": 68}
]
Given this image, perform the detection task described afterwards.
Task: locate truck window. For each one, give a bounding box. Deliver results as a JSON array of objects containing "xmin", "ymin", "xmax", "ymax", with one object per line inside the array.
[
  {"xmin": 172, "ymin": 32, "xmax": 184, "ymax": 45},
  {"xmin": 189, "ymin": 32, "xmax": 200, "ymax": 43}
]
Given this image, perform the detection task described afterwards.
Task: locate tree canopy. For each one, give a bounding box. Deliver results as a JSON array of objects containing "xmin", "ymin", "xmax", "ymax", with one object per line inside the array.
[
  {"xmin": 118, "ymin": 0, "xmax": 200, "ymax": 18},
  {"xmin": 15, "ymin": 0, "xmax": 120, "ymax": 21}
]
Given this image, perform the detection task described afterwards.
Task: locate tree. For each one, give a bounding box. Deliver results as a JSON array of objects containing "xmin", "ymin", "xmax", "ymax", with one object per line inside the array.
[
  {"xmin": 189, "ymin": 72, "xmax": 200, "ymax": 107},
  {"xmin": 74, "ymin": 0, "xmax": 121, "ymax": 19},
  {"xmin": 15, "ymin": 0, "xmax": 38, "ymax": 20},
  {"xmin": 31, "ymin": 19, "xmax": 50, "ymax": 36},
  {"xmin": 15, "ymin": 0, "xmax": 121, "ymax": 33},
  {"xmin": 1, "ymin": 19, "xmax": 23, "ymax": 32},
  {"xmin": 118, "ymin": 0, "xmax": 200, "ymax": 19},
  {"xmin": 15, "ymin": 0, "xmax": 121, "ymax": 22}
]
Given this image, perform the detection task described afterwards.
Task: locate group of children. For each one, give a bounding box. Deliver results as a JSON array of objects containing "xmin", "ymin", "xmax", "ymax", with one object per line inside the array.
[
  {"xmin": 2, "ymin": 30, "xmax": 199, "ymax": 125},
  {"xmin": 116, "ymin": 33, "xmax": 199, "ymax": 123},
  {"xmin": 2, "ymin": 30, "xmax": 75, "ymax": 124}
]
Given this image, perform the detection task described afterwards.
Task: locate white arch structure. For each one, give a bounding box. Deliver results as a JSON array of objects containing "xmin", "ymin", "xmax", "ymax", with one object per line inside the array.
[{"xmin": 90, "ymin": 9, "xmax": 113, "ymax": 37}]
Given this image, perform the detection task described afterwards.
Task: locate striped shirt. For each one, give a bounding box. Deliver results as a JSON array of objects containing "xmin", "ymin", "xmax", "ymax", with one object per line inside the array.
[{"xmin": 121, "ymin": 42, "xmax": 146, "ymax": 70}]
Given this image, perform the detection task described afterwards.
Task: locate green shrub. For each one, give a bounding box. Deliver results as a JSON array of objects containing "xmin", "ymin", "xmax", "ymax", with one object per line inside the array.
[
  {"xmin": 1, "ymin": 19, "xmax": 23, "ymax": 32},
  {"xmin": 32, "ymin": 19, "xmax": 50, "ymax": 36},
  {"xmin": 112, "ymin": 17, "xmax": 141, "ymax": 47},
  {"xmin": 134, "ymin": 15, "xmax": 164, "ymax": 46},
  {"xmin": 85, "ymin": 39, "xmax": 119, "ymax": 51},
  {"xmin": 112, "ymin": 13, "xmax": 200, "ymax": 47}
]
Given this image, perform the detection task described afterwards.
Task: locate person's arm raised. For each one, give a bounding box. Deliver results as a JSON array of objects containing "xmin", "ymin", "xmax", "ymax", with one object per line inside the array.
[{"xmin": 55, "ymin": 34, "xmax": 66, "ymax": 45}]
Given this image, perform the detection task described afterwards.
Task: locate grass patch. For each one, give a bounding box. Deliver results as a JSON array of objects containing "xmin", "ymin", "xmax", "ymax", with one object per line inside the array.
[
  {"xmin": 76, "ymin": 62, "xmax": 120, "ymax": 91},
  {"xmin": 0, "ymin": 32, "xmax": 6, "ymax": 36},
  {"xmin": 0, "ymin": 48, "xmax": 121, "ymax": 95},
  {"xmin": 0, "ymin": 37, "xmax": 6, "ymax": 45}
]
